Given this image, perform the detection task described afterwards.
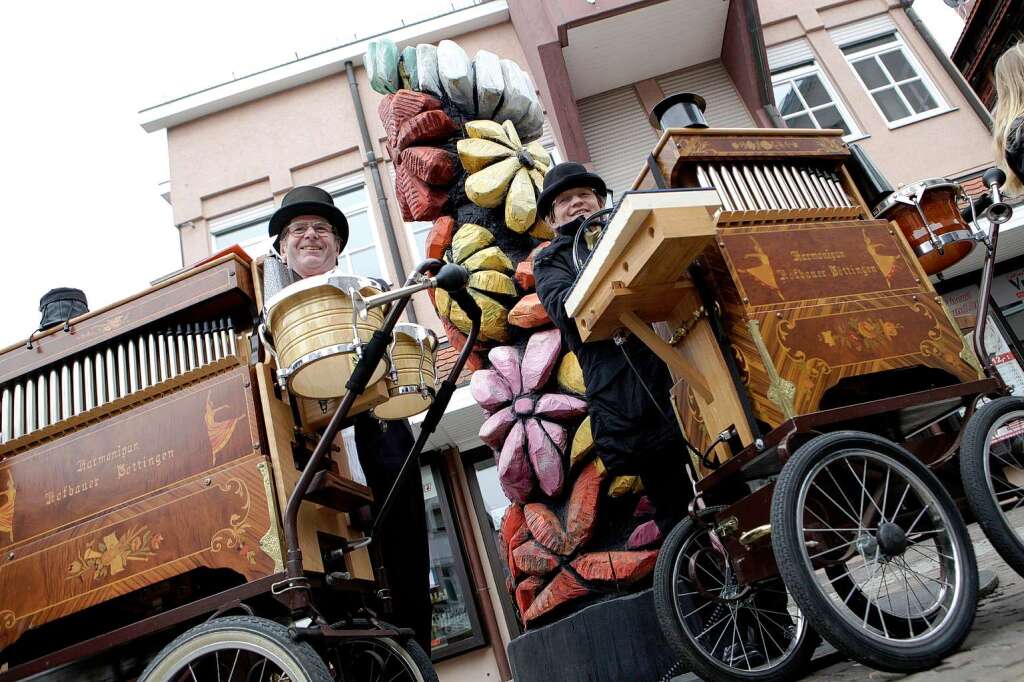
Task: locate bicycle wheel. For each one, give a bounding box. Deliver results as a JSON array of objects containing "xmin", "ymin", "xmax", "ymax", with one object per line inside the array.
[
  {"xmin": 333, "ymin": 637, "xmax": 438, "ymax": 682},
  {"xmin": 653, "ymin": 506, "xmax": 818, "ymax": 681},
  {"xmin": 961, "ymin": 395, "xmax": 1024, "ymax": 576},
  {"xmin": 140, "ymin": 615, "xmax": 332, "ymax": 681},
  {"xmin": 772, "ymin": 431, "xmax": 977, "ymax": 673}
]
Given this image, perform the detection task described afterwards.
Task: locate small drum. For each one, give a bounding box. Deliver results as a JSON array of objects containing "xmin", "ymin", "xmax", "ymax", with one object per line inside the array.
[
  {"xmin": 263, "ymin": 271, "xmax": 389, "ymax": 399},
  {"xmin": 873, "ymin": 178, "xmax": 976, "ymax": 275},
  {"xmin": 373, "ymin": 324, "xmax": 438, "ymax": 420}
]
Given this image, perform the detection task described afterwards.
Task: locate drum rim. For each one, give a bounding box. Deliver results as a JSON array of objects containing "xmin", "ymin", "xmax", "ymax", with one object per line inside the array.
[
  {"xmin": 264, "ymin": 270, "xmax": 384, "ymax": 316},
  {"xmin": 872, "ymin": 177, "xmax": 960, "ymax": 217},
  {"xmin": 393, "ymin": 323, "xmax": 439, "ymax": 350},
  {"xmin": 278, "ymin": 342, "xmax": 375, "ymax": 379},
  {"xmin": 372, "ymin": 385, "xmax": 435, "ymax": 420},
  {"xmin": 912, "ymin": 230, "xmax": 976, "ymax": 257}
]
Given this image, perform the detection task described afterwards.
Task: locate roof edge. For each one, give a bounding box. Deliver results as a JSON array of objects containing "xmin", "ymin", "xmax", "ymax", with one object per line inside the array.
[{"xmin": 138, "ymin": 1, "xmax": 509, "ymax": 133}]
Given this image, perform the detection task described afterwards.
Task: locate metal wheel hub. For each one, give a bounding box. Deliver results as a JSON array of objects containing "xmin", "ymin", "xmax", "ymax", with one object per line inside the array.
[{"xmin": 876, "ymin": 522, "xmax": 908, "ymax": 558}]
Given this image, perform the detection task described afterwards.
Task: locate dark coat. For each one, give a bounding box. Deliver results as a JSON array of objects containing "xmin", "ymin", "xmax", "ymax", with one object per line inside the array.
[
  {"xmin": 1007, "ymin": 116, "xmax": 1024, "ymax": 186},
  {"xmin": 534, "ymin": 219, "xmax": 687, "ymax": 473}
]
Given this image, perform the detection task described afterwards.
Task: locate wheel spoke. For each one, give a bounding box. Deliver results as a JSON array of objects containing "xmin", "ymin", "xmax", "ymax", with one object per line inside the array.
[
  {"xmin": 825, "ymin": 465, "xmax": 864, "ymax": 528},
  {"xmin": 227, "ymin": 649, "xmax": 240, "ymax": 682},
  {"xmin": 682, "ymin": 599, "xmax": 717, "ymax": 619},
  {"xmin": 810, "ymin": 481, "xmax": 866, "ymax": 528},
  {"xmin": 188, "ymin": 663, "xmax": 199, "ymax": 682},
  {"xmin": 808, "ymin": 536, "xmax": 859, "ymax": 560},
  {"xmin": 880, "ymin": 467, "xmax": 892, "ymax": 524},
  {"xmin": 904, "ymin": 504, "xmax": 932, "ymax": 538}
]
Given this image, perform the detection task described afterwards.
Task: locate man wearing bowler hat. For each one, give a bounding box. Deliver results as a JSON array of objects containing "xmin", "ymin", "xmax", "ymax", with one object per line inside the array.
[
  {"xmin": 533, "ymin": 164, "xmax": 694, "ymax": 541},
  {"xmin": 268, "ymin": 186, "xmax": 432, "ymax": 653}
]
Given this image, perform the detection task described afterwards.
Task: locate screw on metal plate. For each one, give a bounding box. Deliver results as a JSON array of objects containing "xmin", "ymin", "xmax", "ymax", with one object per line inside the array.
[
  {"xmin": 204, "ymin": 477, "xmax": 212, "ymax": 486},
  {"xmin": 7, "ymin": 552, "xmax": 14, "ymax": 560}
]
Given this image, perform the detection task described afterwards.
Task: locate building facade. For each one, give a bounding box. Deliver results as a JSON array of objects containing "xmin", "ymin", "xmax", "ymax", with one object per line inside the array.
[{"xmin": 141, "ymin": 0, "xmax": 1002, "ymax": 679}]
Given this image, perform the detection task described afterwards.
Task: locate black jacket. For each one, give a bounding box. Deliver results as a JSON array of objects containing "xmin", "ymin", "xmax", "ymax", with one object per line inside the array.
[
  {"xmin": 534, "ymin": 218, "xmax": 687, "ymax": 472},
  {"xmin": 1007, "ymin": 116, "xmax": 1024, "ymax": 187}
]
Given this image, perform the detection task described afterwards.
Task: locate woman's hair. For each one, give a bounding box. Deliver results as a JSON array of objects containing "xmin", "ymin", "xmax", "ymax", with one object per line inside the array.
[{"xmin": 993, "ymin": 41, "xmax": 1024, "ymax": 196}]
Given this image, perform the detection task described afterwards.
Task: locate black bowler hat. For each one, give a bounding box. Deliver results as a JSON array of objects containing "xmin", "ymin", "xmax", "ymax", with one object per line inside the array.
[
  {"xmin": 536, "ymin": 162, "xmax": 608, "ymax": 221},
  {"xmin": 268, "ymin": 186, "xmax": 349, "ymax": 251}
]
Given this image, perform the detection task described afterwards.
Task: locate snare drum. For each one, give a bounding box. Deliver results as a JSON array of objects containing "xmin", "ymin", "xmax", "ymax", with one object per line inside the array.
[
  {"xmin": 873, "ymin": 178, "xmax": 975, "ymax": 275},
  {"xmin": 373, "ymin": 324, "xmax": 438, "ymax": 420},
  {"xmin": 263, "ymin": 271, "xmax": 389, "ymax": 399}
]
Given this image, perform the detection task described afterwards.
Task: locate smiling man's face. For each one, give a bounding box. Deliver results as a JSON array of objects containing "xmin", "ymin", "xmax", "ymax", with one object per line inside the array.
[
  {"xmin": 282, "ymin": 215, "xmax": 341, "ymax": 278},
  {"xmin": 550, "ymin": 186, "xmax": 603, "ymax": 228}
]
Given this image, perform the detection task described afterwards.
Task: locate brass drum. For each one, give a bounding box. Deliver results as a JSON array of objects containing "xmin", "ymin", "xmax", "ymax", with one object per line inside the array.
[
  {"xmin": 873, "ymin": 178, "xmax": 976, "ymax": 275},
  {"xmin": 373, "ymin": 324, "xmax": 438, "ymax": 420},
  {"xmin": 264, "ymin": 271, "xmax": 389, "ymax": 399}
]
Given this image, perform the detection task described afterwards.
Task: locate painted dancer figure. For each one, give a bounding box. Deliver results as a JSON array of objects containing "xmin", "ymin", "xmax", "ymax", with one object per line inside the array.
[
  {"xmin": 533, "ymin": 163, "xmax": 694, "ymax": 541},
  {"xmin": 268, "ymin": 186, "xmax": 432, "ymax": 653}
]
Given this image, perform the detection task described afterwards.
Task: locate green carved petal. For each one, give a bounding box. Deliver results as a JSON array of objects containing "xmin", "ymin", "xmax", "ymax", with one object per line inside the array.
[
  {"xmin": 457, "ymin": 137, "xmax": 515, "ymax": 174},
  {"xmin": 505, "ymin": 167, "xmax": 538, "ymax": 233},
  {"xmin": 469, "ymin": 270, "xmax": 517, "ymax": 297},
  {"xmin": 465, "ymin": 120, "xmax": 513, "ymax": 147},
  {"xmin": 463, "ymin": 245, "xmax": 513, "ymax": 273},
  {"xmin": 465, "ymin": 157, "xmax": 521, "ymax": 208},
  {"xmin": 451, "ymin": 223, "xmax": 494, "ymax": 263}
]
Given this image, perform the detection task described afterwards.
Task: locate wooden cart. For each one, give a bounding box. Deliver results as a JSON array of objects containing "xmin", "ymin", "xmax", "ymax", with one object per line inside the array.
[
  {"xmin": 568, "ymin": 126, "xmax": 1020, "ymax": 680},
  {"xmin": 0, "ymin": 249, "xmax": 472, "ymax": 681}
]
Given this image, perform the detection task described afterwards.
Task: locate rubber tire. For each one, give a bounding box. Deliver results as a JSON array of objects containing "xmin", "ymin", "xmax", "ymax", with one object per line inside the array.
[
  {"xmin": 772, "ymin": 431, "xmax": 978, "ymax": 673},
  {"xmin": 653, "ymin": 506, "xmax": 819, "ymax": 681},
  {"xmin": 335, "ymin": 637, "xmax": 438, "ymax": 682},
  {"xmin": 140, "ymin": 615, "xmax": 332, "ymax": 682},
  {"xmin": 961, "ymin": 396, "xmax": 1024, "ymax": 577}
]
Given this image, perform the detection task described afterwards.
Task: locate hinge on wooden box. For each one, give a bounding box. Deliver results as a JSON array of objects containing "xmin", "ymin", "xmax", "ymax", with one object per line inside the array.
[{"xmin": 668, "ymin": 306, "xmax": 706, "ymax": 345}]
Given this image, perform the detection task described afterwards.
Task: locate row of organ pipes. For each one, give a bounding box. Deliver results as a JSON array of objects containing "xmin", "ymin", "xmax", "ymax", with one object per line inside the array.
[
  {"xmin": 0, "ymin": 319, "xmax": 237, "ymax": 443},
  {"xmin": 694, "ymin": 161, "xmax": 854, "ymax": 212}
]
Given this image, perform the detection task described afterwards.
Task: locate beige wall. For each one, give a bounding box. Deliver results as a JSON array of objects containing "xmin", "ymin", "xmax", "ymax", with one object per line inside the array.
[
  {"xmin": 165, "ymin": 20, "xmax": 532, "ymax": 329},
  {"xmin": 758, "ymin": 0, "xmax": 992, "ymax": 186}
]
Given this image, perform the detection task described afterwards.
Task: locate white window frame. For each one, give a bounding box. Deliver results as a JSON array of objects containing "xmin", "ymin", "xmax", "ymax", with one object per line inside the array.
[
  {"xmin": 771, "ymin": 62, "xmax": 864, "ymax": 142},
  {"xmin": 208, "ymin": 200, "xmax": 275, "ymax": 257},
  {"xmin": 319, "ymin": 174, "xmax": 389, "ymax": 279},
  {"xmin": 841, "ymin": 32, "xmax": 951, "ymax": 129}
]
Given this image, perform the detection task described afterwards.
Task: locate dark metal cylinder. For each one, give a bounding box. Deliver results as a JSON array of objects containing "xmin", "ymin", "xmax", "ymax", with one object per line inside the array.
[
  {"xmin": 38, "ymin": 287, "xmax": 88, "ymax": 331},
  {"xmin": 649, "ymin": 92, "xmax": 709, "ymax": 130},
  {"xmin": 847, "ymin": 143, "xmax": 895, "ymax": 210}
]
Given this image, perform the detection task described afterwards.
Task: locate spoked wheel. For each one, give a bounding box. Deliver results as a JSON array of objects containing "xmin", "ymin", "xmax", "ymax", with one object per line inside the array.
[
  {"xmin": 333, "ymin": 637, "xmax": 438, "ymax": 682},
  {"xmin": 140, "ymin": 615, "xmax": 332, "ymax": 681},
  {"xmin": 653, "ymin": 506, "xmax": 818, "ymax": 681},
  {"xmin": 961, "ymin": 396, "xmax": 1024, "ymax": 576},
  {"xmin": 772, "ymin": 431, "xmax": 977, "ymax": 673}
]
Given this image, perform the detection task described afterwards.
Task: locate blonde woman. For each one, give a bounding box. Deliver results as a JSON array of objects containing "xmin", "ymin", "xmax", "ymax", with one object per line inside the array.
[{"xmin": 993, "ymin": 41, "xmax": 1024, "ymax": 196}]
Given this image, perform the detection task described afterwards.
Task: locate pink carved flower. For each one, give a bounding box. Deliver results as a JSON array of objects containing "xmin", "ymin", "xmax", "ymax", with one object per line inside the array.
[{"xmin": 471, "ymin": 329, "xmax": 587, "ymax": 502}]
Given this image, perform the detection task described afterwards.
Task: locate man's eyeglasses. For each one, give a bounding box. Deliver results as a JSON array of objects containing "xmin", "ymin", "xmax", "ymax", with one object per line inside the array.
[{"xmin": 286, "ymin": 222, "xmax": 335, "ymax": 240}]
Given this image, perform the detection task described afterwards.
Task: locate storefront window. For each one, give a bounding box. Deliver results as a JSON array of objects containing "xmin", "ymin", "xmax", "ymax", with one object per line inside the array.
[{"xmin": 421, "ymin": 463, "xmax": 485, "ymax": 660}]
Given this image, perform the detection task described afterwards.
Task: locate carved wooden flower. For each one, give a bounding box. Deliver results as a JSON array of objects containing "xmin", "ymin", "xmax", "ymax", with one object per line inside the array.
[
  {"xmin": 471, "ymin": 329, "xmax": 587, "ymax": 502},
  {"xmin": 434, "ymin": 222, "xmax": 518, "ymax": 343},
  {"xmin": 499, "ymin": 462, "xmax": 660, "ymax": 625},
  {"xmin": 458, "ymin": 120, "xmax": 551, "ymax": 234}
]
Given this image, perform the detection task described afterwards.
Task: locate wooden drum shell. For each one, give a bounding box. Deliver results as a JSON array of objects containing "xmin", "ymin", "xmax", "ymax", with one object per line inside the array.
[
  {"xmin": 373, "ymin": 324, "xmax": 437, "ymax": 421},
  {"xmin": 266, "ymin": 278, "xmax": 387, "ymax": 399},
  {"xmin": 875, "ymin": 182, "xmax": 975, "ymax": 275}
]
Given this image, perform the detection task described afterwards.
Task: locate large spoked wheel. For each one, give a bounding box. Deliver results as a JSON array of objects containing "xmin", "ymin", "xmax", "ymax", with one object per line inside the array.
[
  {"xmin": 333, "ymin": 637, "xmax": 438, "ymax": 682},
  {"xmin": 653, "ymin": 506, "xmax": 819, "ymax": 681},
  {"xmin": 961, "ymin": 396, "xmax": 1024, "ymax": 577},
  {"xmin": 772, "ymin": 431, "xmax": 977, "ymax": 673},
  {"xmin": 140, "ymin": 615, "xmax": 332, "ymax": 681}
]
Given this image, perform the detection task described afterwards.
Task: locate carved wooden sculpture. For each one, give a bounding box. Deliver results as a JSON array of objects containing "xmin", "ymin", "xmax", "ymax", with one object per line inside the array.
[{"xmin": 368, "ymin": 38, "xmax": 662, "ymax": 626}]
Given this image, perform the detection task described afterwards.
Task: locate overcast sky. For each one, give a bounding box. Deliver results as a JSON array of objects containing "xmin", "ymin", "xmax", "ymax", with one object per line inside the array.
[{"xmin": 0, "ymin": 0, "xmax": 965, "ymax": 348}]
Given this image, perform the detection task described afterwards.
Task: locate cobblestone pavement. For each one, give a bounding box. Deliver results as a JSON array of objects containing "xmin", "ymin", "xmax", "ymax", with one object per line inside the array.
[{"xmin": 675, "ymin": 521, "xmax": 1024, "ymax": 682}]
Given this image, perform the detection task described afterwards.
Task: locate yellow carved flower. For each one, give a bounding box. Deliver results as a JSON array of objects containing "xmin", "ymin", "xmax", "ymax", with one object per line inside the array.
[
  {"xmin": 457, "ymin": 120, "xmax": 551, "ymax": 234},
  {"xmin": 434, "ymin": 222, "xmax": 517, "ymax": 342}
]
